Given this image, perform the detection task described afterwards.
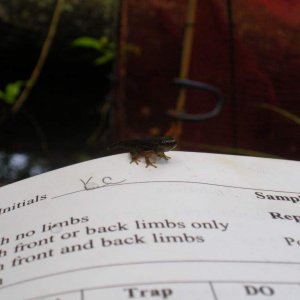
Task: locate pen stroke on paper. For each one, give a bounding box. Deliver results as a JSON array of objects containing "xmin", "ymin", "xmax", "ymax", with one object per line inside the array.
[
  {"xmin": 80, "ymin": 176, "xmax": 126, "ymax": 191},
  {"xmin": 50, "ymin": 176, "xmax": 127, "ymax": 199},
  {"xmin": 49, "ymin": 174, "xmax": 300, "ymax": 202}
]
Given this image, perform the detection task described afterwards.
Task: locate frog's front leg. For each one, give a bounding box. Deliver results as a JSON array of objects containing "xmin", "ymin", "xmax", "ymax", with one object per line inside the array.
[
  {"xmin": 157, "ymin": 151, "xmax": 171, "ymax": 160},
  {"xmin": 144, "ymin": 150, "xmax": 157, "ymax": 168},
  {"xmin": 130, "ymin": 151, "xmax": 141, "ymax": 165}
]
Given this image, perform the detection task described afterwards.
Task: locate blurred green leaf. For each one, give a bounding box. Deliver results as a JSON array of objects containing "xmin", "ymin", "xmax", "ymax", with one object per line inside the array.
[
  {"xmin": 5, "ymin": 81, "xmax": 23, "ymax": 102},
  {"xmin": 72, "ymin": 37, "xmax": 102, "ymax": 51},
  {"xmin": 94, "ymin": 51, "xmax": 115, "ymax": 65},
  {"xmin": 0, "ymin": 81, "xmax": 24, "ymax": 104},
  {"xmin": 72, "ymin": 36, "xmax": 141, "ymax": 66}
]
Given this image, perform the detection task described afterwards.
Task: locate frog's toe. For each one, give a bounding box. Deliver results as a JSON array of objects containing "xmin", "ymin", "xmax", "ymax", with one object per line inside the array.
[
  {"xmin": 144, "ymin": 156, "xmax": 157, "ymax": 168},
  {"xmin": 146, "ymin": 161, "xmax": 157, "ymax": 168},
  {"xmin": 157, "ymin": 152, "xmax": 171, "ymax": 160},
  {"xmin": 130, "ymin": 158, "xmax": 140, "ymax": 165}
]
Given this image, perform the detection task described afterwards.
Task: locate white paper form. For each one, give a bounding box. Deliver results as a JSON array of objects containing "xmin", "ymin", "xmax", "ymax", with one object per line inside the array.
[{"xmin": 0, "ymin": 152, "xmax": 299, "ymax": 300}]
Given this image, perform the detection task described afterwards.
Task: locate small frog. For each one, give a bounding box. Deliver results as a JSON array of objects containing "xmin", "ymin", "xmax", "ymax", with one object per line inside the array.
[{"xmin": 109, "ymin": 136, "xmax": 177, "ymax": 168}]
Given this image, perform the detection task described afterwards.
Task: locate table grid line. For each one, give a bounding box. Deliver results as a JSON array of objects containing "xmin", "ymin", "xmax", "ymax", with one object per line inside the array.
[
  {"xmin": 2, "ymin": 259, "xmax": 300, "ymax": 290},
  {"xmin": 24, "ymin": 279, "xmax": 300, "ymax": 300},
  {"xmin": 209, "ymin": 281, "xmax": 218, "ymax": 300}
]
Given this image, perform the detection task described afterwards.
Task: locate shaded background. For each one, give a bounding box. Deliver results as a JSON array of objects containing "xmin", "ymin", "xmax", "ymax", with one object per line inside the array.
[{"xmin": 0, "ymin": 0, "xmax": 299, "ymax": 185}]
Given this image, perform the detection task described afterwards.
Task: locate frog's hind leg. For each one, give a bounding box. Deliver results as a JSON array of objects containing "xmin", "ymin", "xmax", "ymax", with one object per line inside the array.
[
  {"xmin": 130, "ymin": 151, "xmax": 141, "ymax": 165},
  {"xmin": 157, "ymin": 151, "xmax": 171, "ymax": 160},
  {"xmin": 144, "ymin": 151, "xmax": 157, "ymax": 168}
]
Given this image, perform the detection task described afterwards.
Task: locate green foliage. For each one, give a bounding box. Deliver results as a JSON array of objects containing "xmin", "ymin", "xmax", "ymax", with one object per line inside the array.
[
  {"xmin": 72, "ymin": 36, "xmax": 107, "ymax": 51},
  {"xmin": 72, "ymin": 36, "xmax": 116, "ymax": 65},
  {"xmin": 94, "ymin": 51, "xmax": 115, "ymax": 65},
  {"xmin": 0, "ymin": 81, "xmax": 24, "ymax": 105},
  {"xmin": 72, "ymin": 35, "xmax": 141, "ymax": 65}
]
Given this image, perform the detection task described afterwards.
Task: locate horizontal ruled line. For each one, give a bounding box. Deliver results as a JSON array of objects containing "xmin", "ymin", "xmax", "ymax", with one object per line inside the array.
[
  {"xmin": 2, "ymin": 259, "xmax": 300, "ymax": 290},
  {"xmin": 52, "ymin": 180, "xmax": 300, "ymax": 200},
  {"xmin": 25, "ymin": 279, "xmax": 300, "ymax": 300}
]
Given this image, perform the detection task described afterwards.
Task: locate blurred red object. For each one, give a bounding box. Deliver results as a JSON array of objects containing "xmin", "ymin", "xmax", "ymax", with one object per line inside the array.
[{"xmin": 115, "ymin": 0, "xmax": 300, "ymax": 159}]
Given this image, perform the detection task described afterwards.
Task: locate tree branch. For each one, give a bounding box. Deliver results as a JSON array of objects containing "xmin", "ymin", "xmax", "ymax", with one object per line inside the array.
[{"xmin": 12, "ymin": 0, "xmax": 64, "ymax": 114}]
